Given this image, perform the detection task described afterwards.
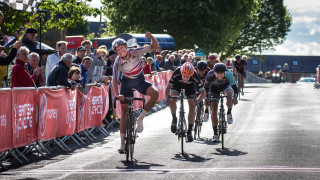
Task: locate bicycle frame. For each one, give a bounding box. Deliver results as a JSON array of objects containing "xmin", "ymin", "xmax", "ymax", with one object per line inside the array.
[{"xmin": 114, "ymin": 96, "xmax": 145, "ymax": 162}]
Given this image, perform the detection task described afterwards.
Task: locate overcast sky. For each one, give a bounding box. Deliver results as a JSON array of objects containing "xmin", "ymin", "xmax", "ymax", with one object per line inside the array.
[{"xmin": 87, "ymin": 0, "xmax": 320, "ymax": 56}]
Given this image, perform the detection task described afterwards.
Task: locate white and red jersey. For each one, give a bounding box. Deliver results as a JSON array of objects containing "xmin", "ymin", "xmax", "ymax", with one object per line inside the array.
[{"xmin": 113, "ymin": 46, "xmax": 152, "ymax": 80}]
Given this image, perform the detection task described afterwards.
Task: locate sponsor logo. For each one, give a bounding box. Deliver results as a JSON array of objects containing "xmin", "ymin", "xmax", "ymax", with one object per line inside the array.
[{"xmin": 13, "ymin": 103, "xmax": 35, "ymax": 138}]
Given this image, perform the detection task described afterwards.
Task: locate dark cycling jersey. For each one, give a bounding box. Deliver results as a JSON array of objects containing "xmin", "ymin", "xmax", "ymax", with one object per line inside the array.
[
  {"xmin": 233, "ymin": 59, "xmax": 246, "ymax": 74},
  {"xmin": 204, "ymin": 69, "xmax": 238, "ymax": 95},
  {"xmin": 168, "ymin": 67, "xmax": 204, "ymax": 96}
]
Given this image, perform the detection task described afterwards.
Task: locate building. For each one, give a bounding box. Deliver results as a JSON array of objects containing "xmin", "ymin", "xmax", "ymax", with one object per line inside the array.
[{"xmin": 247, "ymin": 55, "xmax": 320, "ymax": 82}]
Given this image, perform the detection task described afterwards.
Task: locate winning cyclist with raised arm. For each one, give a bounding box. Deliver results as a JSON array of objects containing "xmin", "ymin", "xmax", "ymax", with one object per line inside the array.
[
  {"xmin": 205, "ymin": 63, "xmax": 238, "ymax": 142},
  {"xmin": 233, "ymin": 54, "xmax": 247, "ymax": 95},
  {"xmin": 112, "ymin": 32, "xmax": 159, "ymax": 153},
  {"xmin": 165, "ymin": 62, "xmax": 206, "ymax": 142}
]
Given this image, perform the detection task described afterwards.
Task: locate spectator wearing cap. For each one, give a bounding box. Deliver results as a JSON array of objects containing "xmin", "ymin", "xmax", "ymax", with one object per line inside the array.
[
  {"xmin": 26, "ymin": 52, "xmax": 44, "ymax": 87},
  {"xmin": 164, "ymin": 55, "xmax": 175, "ymax": 71},
  {"xmin": 46, "ymin": 41, "xmax": 67, "ymax": 82},
  {"xmin": 21, "ymin": 28, "xmax": 38, "ymax": 53},
  {"xmin": 81, "ymin": 40, "xmax": 105, "ymax": 83},
  {"xmin": 73, "ymin": 46, "xmax": 86, "ymax": 65},
  {"xmin": 11, "ymin": 47, "xmax": 41, "ymax": 88},
  {"xmin": 47, "ymin": 53, "xmax": 76, "ymax": 90}
]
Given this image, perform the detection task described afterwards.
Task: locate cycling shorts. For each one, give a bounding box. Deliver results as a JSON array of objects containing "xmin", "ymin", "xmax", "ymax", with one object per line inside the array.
[
  {"xmin": 170, "ymin": 82, "xmax": 196, "ymax": 98},
  {"xmin": 120, "ymin": 73, "xmax": 152, "ymax": 98},
  {"xmin": 209, "ymin": 86, "xmax": 233, "ymax": 102}
]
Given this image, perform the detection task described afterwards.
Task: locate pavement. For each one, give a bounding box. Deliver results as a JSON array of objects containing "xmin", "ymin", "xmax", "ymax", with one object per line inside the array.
[{"xmin": 1, "ymin": 83, "xmax": 320, "ymax": 180}]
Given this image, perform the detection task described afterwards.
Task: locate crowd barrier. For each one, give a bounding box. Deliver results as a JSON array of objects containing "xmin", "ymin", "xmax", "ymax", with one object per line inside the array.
[{"xmin": 0, "ymin": 71, "xmax": 173, "ymax": 169}]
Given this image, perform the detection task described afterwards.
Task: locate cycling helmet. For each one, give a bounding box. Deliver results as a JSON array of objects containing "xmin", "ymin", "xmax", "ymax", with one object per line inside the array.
[
  {"xmin": 213, "ymin": 63, "xmax": 227, "ymax": 73},
  {"xmin": 276, "ymin": 65, "xmax": 281, "ymax": 69},
  {"xmin": 112, "ymin": 38, "xmax": 127, "ymax": 50},
  {"xmin": 208, "ymin": 53, "xmax": 218, "ymax": 60},
  {"xmin": 284, "ymin": 63, "xmax": 288, "ymax": 66},
  {"xmin": 235, "ymin": 54, "xmax": 241, "ymax": 60},
  {"xmin": 196, "ymin": 61, "xmax": 208, "ymax": 70},
  {"xmin": 242, "ymin": 55, "xmax": 247, "ymax": 60},
  {"xmin": 181, "ymin": 62, "xmax": 194, "ymax": 77}
]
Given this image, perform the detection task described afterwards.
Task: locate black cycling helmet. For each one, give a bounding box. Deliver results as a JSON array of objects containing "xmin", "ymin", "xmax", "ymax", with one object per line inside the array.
[
  {"xmin": 196, "ymin": 61, "xmax": 208, "ymax": 70},
  {"xmin": 112, "ymin": 38, "xmax": 127, "ymax": 51},
  {"xmin": 235, "ymin": 54, "xmax": 241, "ymax": 60},
  {"xmin": 213, "ymin": 63, "xmax": 227, "ymax": 73}
]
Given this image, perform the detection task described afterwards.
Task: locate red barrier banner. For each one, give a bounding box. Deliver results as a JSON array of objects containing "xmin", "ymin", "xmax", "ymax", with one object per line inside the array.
[
  {"xmin": 76, "ymin": 84, "xmax": 109, "ymax": 132},
  {"xmin": 0, "ymin": 90, "xmax": 13, "ymax": 152},
  {"xmin": 12, "ymin": 89, "xmax": 38, "ymax": 148},
  {"xmin": 38, "ymin": 88, "xmax": 77, "ymax": 140}
]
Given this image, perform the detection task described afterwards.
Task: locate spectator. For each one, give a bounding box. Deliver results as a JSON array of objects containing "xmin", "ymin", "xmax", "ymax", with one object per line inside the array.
[
  {"xmin": 21, "ymin": 28, "xmax": 49, "ymax": 59},
  {"xmin": 11, "ymin": 47, "xmax": 41, "ymax": 88},
  {"xmin": 0, "ymin": 41, "xmax": 21, "ymax": 66},
  {"xmin": 95, "ymin": 48, "xmax": 108, "ymax": 63},
  {"xmin": 103, "ymin": 65, "xmax": 113, "ymax": 77},
  {"xmin": 81, "ymin": 40, "xmax": 105, "ymax": 83},
  {"xmin": 73, "ymin": 46, "xmax": 86, "ymax": 64},
  {"xmin": 106, "ymin": 49, "xmax": 117, "ymax": 69},
  {"xmin": 147, "ymin": 57, "xmax": 156, "ymax": 72},
  {"xmin": 226, "ymin": 59, "xmax": 231, "ymax": 68},
  {"xmin": 173, "ymin": 53, "xmax": 180, "ymax": 67},
  {"xmin": 46, "ymin": 41, "xmax": 67, "ymax": 82},
  {"xmin": 47, "ymin": 53, "xmax": 76, "ymax": 90},
  {"xmin": 68, "ymin": 66, "xmax": 81, "ymax": 83},
  {"xmin": 164, "ymin": 55, "xmax": 175, "ymax": 71},
  {"xmin": 26, "ymin": 52, "xmax": 44, "ymax": 87},
  {"xmin": 155, "ymin": 55, "xmax": 165, "ymax": 70},
  {"xmin": 80, "ymin": 56, "xmax": 92, "ymax": 87},
  {"xmin": 181, "ymin": 53, "xmax": 188, "ymax": 65}
]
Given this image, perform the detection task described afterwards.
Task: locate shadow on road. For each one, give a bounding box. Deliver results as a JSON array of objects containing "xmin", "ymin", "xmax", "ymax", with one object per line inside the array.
[
  {"xmin": 193, "ymin": 138, "xmax": 216, "ymax": 146},
  {"xmin": 119, "ymin": 160, "xmax": 165, "ymax": 170},
  {"xmin": 171, "ymin": 153, "xmax": 213, "ymax": 162},
  {"xmin": 212, "ymin": 148, "xmax": 248, "ymax": 157}
]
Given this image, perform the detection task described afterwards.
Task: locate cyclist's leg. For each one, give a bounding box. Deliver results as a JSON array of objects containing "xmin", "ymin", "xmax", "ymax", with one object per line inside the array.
[
  {"xmin": 210, "ymin": 95, "xmax": 219, "ymax": 142},
  {"xmin": 224, "ymin": 86, "xmax": 234, "ymax": 124},
  {"xmin": 169, "ymin": 89, "xmax": 179, "ymax": 133},
  {"xmin": 134, "ymin": 75, "xmax": 159, "ymax": 133},
  {"xmin": 185, "ymin": 83, "xmax": 197, "ymax": 142}
]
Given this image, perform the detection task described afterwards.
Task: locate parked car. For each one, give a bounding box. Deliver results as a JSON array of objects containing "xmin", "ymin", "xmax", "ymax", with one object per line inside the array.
[{"xmin": 296, "ymin": 77, "xmax": 315, "ymax": 84}]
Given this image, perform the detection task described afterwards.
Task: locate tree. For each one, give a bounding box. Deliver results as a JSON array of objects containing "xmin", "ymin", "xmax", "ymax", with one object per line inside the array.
[
  {"xmin": 102, "ymin": 0, "xmax": 258, "ymax": 53},
  {"xmin": 220, "ymin": 0, "xmax": 292, "ymax": 60},
  {"xmin": 0, "ymin": 0, "xmax": 100, "ymax": 40}
]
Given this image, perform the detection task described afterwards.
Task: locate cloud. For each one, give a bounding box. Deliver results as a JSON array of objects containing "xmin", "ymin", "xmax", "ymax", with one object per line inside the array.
[
  {"xmin": 266, "ymin": 40, "xmax": 320, "ymax": 56},
  {"xmin": 307, "ymin": 24, "xmax": 320, "ymax": 36},
  {"xmin": 293, "ymin": 16, "xmax": 318, "ymax": 24},
  {"xmin": 285, "ymin": 0, "xmax": 320, "ymax": 13}
]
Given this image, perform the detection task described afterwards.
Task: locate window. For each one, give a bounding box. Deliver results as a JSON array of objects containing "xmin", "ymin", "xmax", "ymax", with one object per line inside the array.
[
  {"xmin": 293, "ymin": 61, "xmax": 298, "ymax": 66},
  {"xmin": 252, "ymin": 59, "xmax": 258, "ymax": 65}
]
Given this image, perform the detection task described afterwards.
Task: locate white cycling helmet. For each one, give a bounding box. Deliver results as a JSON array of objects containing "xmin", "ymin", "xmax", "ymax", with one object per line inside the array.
[{"xmin": 112, "ymin": 38, "xmax": 127, "ymax": 50}]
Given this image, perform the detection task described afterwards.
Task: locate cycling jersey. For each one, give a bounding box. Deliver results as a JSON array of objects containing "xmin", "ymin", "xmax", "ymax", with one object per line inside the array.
[
  {"xmin": 233, "ymin": 59, "xmax": 246, "ymax": 74},
  {"xmin": 204, "ymin": 69, "xmax": 238, "ymax": 95},
  {"xmin": 168, "ymin": 67, "xmax": 204, "ymax": 97},
  {"xmin": 112, "ymin": 46, "xmax": 152, "ymax": 80}
]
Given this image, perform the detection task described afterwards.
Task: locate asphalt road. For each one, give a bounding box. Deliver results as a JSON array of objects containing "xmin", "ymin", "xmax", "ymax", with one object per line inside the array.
[{"xmin": 1, "ymin": 83, "xmax": 320, "ymax": 180}]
